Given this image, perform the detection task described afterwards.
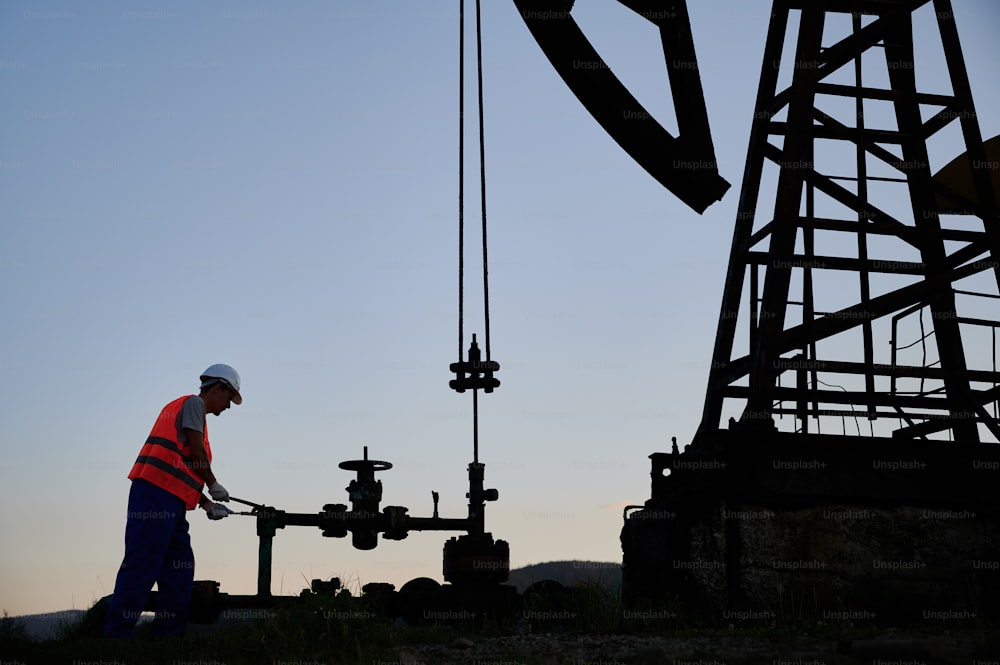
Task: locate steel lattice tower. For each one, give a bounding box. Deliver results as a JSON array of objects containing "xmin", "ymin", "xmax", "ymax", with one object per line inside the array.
[{"xmin": 699, "ymin": 0, "xmax": 1000, "ymax": 443}]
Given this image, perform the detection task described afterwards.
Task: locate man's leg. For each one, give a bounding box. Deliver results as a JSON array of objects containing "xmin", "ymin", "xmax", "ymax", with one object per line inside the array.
[
  {"xmin": 103, "ymin": 480, "xmax": 184, "ymax": 639},
  {"xmin": 149, "ymin": 513, "xmax": 194, "ymax": 637}
]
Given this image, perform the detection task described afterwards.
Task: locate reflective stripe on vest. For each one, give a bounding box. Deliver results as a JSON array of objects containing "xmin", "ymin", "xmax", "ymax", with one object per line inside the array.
[{"xmin": 128, "ymin": 395, "xmax": 212, "ymax": 510}]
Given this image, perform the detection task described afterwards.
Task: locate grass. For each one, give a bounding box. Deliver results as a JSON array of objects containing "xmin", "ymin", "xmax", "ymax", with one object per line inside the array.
[
  {"xmin": 3, "ymin": 585, "xmax": 998, "ymax": 665},
  {"xmin": 5, "ymin": 591, "xmax": 409, "ymax": 665}
]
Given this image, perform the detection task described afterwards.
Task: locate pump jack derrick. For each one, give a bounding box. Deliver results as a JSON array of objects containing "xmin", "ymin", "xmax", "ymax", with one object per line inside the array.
[
  {"xmin": 700, "ymin": 0, "xmax": 1000, "ymax": 442},
  {"xmin": 544, "ymin": 0, "xmax": 1000, "ymax": 619}
]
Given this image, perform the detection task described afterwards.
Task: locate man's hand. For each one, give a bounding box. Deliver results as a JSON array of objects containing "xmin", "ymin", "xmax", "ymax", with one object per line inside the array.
[
  {"xmin": 205, "ymin": 502, "xmax": 233, "ymax": 520},
  {"xmin": 208, "ymin": 482, "xmax": 229, "ymax": 502}
]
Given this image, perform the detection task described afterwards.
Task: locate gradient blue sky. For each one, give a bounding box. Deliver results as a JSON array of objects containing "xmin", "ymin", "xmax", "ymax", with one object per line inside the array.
[{"xmin": 2, "ymin": 1, "xmax": 999, "ymax": 617}]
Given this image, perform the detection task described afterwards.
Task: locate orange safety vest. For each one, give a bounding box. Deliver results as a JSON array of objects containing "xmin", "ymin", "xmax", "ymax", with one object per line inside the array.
[{"xmin": 128, "ymin": 395, "xmax": 212, "ymax": 510}]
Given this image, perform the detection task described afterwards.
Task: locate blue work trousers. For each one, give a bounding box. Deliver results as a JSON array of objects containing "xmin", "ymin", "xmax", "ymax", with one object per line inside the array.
[{"xmin": 104, "ymin": 478, "xmax": 194, "ymax": 639}]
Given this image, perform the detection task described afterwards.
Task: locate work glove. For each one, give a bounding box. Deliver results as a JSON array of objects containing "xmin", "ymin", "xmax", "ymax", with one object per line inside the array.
[
  {"xmin": 208, "ymin": 481, "xmax": 229, "ymax": 502},
  {"xmin": 205, "ymin": 502, "xmax": 233, "ymax": 520}
]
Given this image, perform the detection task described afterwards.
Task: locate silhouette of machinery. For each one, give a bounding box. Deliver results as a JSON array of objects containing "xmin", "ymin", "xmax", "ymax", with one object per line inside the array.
[
  {"xmin": 514, "ymin": 0, "xmax": 1000, "ymax": 618},
  {"xmin": 517, "ymin": 0, "xmax": 999, "ymax": 441},
  {"xmin": 698, "ymin": 1, "xmax": 1000, "ymax": 441},
  {"xmin": 87, "ymin": 0, "xmax": 999, "ymax": 629},
  {"xmin": 225, "ymin": 0, "xmax": 1000, "ymax": 623}
]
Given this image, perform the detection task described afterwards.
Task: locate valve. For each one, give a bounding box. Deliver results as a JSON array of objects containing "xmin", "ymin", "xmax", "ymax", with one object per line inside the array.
[
  {"xmin": 339, "ymin": 446, "xmax": 392, "ymax": 512},
  {"xmin": 339, "ymin": 446, "xmax": 392, "ymax": 550},
  {"xmin": 338, "ymin": 445, "xmax": 393, "ymax": 476}
]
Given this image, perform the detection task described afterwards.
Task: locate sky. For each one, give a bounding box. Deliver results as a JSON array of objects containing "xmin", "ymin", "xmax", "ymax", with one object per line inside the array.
[{"xmin": 2, "ymin": 0, "xmax": 999, "ymax": 618}]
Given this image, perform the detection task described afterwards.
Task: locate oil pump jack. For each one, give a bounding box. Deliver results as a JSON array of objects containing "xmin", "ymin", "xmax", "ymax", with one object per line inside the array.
[{"xmin": 514, "ymin": 0, "xmax": 1000, "ymax": 621}]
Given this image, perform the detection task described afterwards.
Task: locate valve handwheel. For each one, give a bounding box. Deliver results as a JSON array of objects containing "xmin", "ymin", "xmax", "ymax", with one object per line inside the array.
[{"xmin": 339, "ymin": 446, "xmax": 392, "ymax": 473}]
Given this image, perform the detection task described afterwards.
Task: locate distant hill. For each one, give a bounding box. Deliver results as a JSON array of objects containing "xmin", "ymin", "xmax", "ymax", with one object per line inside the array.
[
  {"xmin": 508, "ymin": 560, "xmax": 621, "ymax": 593},
  {"xmin": 3, "ymin": 610, "xmax": 86, "ymax": 641}
]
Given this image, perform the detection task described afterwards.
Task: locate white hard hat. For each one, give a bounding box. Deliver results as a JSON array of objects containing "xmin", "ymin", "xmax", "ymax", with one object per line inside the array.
[{"xmin": 200, "ymin": 363, "xmax": 242, "ymax": 404}]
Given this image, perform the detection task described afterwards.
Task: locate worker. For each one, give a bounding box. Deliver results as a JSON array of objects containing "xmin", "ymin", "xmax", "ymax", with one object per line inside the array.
[{"xmin": 104, "ymin": 364, "xmax": 242, "ymax": 639}]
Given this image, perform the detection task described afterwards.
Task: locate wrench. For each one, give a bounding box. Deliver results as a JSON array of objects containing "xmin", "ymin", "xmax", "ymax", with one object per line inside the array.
[
  {"xmin": 229, "ymin": 496, "xmax": 268, "ymax": 516},
  {"xmin": 229, "ymin": 496, "xmax": 265, "ymax": 509}
]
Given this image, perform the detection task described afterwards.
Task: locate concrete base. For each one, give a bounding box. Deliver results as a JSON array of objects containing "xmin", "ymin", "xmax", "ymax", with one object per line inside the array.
[{"xmin": 621, "ymin": 429, "xmax": 1000, "ymax": 624}]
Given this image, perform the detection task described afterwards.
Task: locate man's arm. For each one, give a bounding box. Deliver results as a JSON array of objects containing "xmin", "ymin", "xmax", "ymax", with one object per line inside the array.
[{"xmin": 185, "ymin": 427, "xmax": 217, "ymax": 487}]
